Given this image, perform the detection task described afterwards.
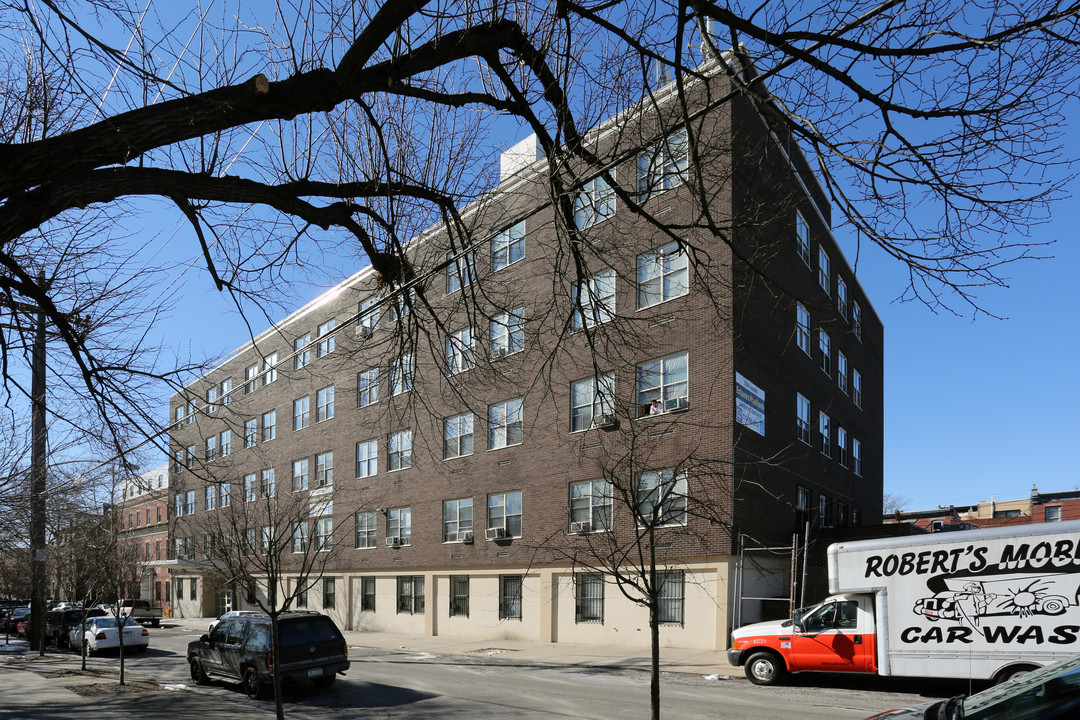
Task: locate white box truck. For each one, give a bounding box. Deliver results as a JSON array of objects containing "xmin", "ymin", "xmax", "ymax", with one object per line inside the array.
[{"xmin": 727, "ymin": 520, "xmax": 1080, "ymax": 685}]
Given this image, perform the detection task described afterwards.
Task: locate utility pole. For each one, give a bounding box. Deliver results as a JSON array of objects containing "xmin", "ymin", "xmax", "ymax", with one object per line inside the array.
[{"xmin": 28, "ymin": 293, "xmax": 48, "ymax": 654}]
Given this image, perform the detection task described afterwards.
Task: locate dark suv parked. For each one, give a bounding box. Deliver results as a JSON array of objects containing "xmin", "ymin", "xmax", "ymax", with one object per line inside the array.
[
  {"xmin": 187, "ymin": 611, "xmax": 349, "ymax": 699},
  {"xmin": 46, "ymin": 608, "xmax": 106, "ymax": 647}
]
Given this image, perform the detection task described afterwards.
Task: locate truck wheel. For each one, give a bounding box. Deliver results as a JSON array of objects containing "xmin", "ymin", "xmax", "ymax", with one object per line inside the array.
[
  {"xmin": 995, "ymin": 664, "xmax": 1037, "ymax": 685},
  {"xmin": 745, "ymin": 651, "xmax": 786, "ymax": 686},
  {"xmin": 151, "ymin": 619, "xmax": 160, "ymax": 628},
  {"xmin": 243, "ymin": 667, "xmax": 269, "ymax": 699},
  {"xmin": 190, "ymin": 658, "xmax": 211, "ymax": 686}
]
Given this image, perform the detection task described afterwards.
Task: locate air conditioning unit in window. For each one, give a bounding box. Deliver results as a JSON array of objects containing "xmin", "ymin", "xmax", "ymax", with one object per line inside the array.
[
  {"xmin": 591, "ymin": 414, "xmax": 616, "ymax": 429},
  {"xmin": 664, "ymin": 397, "xmax": 690, "ymax": 412},
  {"xmin": 570, "ymin": 521, "xmax": 592, "ymax": 535},
  {"xmin": 459, "ymin": 531, "xmax": 474, "ymax": 544},
  {"xmin": 385, "ymin": 536, "xmax": 401, "ymax": 548},
  {"xmin": 485, "ymin": 527, "xmax": 507, "ymax": 541},
  {"xmin": 357, "ymin": 325, "xmax": 373, "ymax": 339}
]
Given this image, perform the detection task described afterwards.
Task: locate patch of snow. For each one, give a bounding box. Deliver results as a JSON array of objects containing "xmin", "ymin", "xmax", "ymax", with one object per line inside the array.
[
  {"xmin": 703, "ymin": 674, "xmax": 729, "ymax": 681},
  {"xmin": 160, "ymin": 684, "xmax": 189, "ymax": 691}
]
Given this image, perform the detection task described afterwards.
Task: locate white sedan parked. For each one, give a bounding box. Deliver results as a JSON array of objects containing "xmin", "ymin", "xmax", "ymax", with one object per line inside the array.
[{"xmin": 68, "ymin": 616, "xmax": 149, "ymax": 655}]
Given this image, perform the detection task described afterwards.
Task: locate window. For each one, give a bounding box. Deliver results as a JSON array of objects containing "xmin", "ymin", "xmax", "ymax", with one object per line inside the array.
[
  {"xmin": 446, "ymin": 326, "xmax": 475, "ymax": 375},
  {"xmin": 361, "ymin": 577, "xmax": 376, "ymax": 612},
  {"xmin": 390, "ymin": 354, "xmax": 414, "ymax": 395},
  {"xmin": 323, "ymin": 578, "xmax": 336, "ymax": 609},
  {"xmin": 570, "ymin": 479, "xmax": 613, "ymax": 531},
  {"xmin": 571, "ymin": 267, "xmax": 615, "ymax": 330},
  {"xmin": 174, "ymin": 405, "xmax": 185, "ymax": 428},
  {"xmin": 205, "ymin": 485, "xmax": 217, "ymax": 511},
  {"xmin": 852, "ymin": 301, "xmax": 862, "ymax": 340},
  {"xmin": 186, "ymin": 399, "xmax": 197, "ymax": 422},
  {"xmin": 387, "ymin": 290, "xmax": 413, "ymax": 323},
  {"xmin": 657, "ymin": 571, "xmax": 684, "ymax": 625},
  {"xmin": 575, "ymin": 573, "xmax": 604, "ymax": 624},
  {"xmin": 442, "ymin": 498, "xmax": 473, "ymax": 542},
  {"xmin": 355, "ymin": 511, "xmax": 377, "ymax": 549},
  {"xmin": 636, "ymin": 351, "xmax": 688, "ymax": 415},
  {"xmin": 488, "ymin": 398, "xmax": 523, "ymax": 450},
  {"xmin": 491, "ymin": 220, "xmax": 525, "ymax": 271},
  {"xmin": 184, "ymin": 490, "xmax": 195, "ymax": 515},
  {"xmin": 817, "ymin": 246, "xmax": 832, "ymax": 293},
  {"xmin": 819, "ymin": 494, "xmax": 831, "ymax": 528},
  {"xmin": 796, "ymin": 486, "xmax": 811, "ymax": 529},
  {"xmin": 261, "ymin": 410, "xmax": 277, "ymax": 442},
  {"xmin": 796, "ymin": 210, "xmax": 810, "ymax": 266},
  {"xmin": 499, "ymin": 575, "xmax": 523, "ymax": 620},
  {"xmin": 220, "ymin": 484, "xmax": 231, "ymax": 507},
  {"xmin": 292, "ymin": 458, "xmax": 309, "ymax": 492},
  {"xmin": 837, "ymin": 352, "xmax": 849, "ymax": 394},
  {"xmin": 220, "ymin": 429, "xmax": 232, "ymax": 456},
  {"xmin": 315, "ymin": 518, "xmax": 333, "ymax": 551},
  {"xmin": 853, "ymin": 369, "xmax": 863, "ymax": 408},
  {"xmin": 261, "ymin": 525, "xmax": 274, "ymax": 554},
  {"xmin": 355, "ymin": 439, "xmax": 378, "ymax": 478},
  {"xmin": 293, "ymin": 333, "xmax": 311, "ymax": 369},
  {"xmin": 316, "ymin": 319, "xmax": 336, "ymax": 357},
  {"xmin": 853, "ymin": 438, "xmax": 862, "ymax": 476},
  {"xmin": 174, "ymin": 448, "xmax": 184, "ymax": 473},
  {"xmin": 446, "ymin": 251, "xmax": 475, "ymax": 294},
  {"xmin": 637, "ymin": 127, "xmax": 688, "ymax": 200},
  {"xmin": 221, "ymin": 378, "xmax": 233, "ymax": 405},
  {"xmin": 818, "ymin": 330, "xmax": 830, "ymax": 376},
  {"xmin": 260, "ymin": 468, "xmax": 276, "ymax": 497},
  {"xmin": 637, "ymin": 241, "xmax": 689, "ymax": 309},
  {"xmin": 244, "ymin": 419, "xmax": 257, "ymax": 448},
  {"xmin": 796, "ymin": 303, "xmax": 811, "ymax": 355},
  {"xmin": 292, "ymin": 521, "xmax": 309, "ymax": 553},
  {"xmin": 1046, "ymin": 506, "xmax": 1063, "ymax": 523},
  {"xmin": 796, "ymin": 393, "xmax": 811, "ymax": 444},
  {"xmin": 819, "ymin": 412, "xmax": 831, "ymax": 457},
  {"xmin": 293, "ymin": 396, "xmax": 310, "ymax": 430},
  {"xmin": 489, "ymin": 307, "xmax": 524, "ymax": 357},
  {"xmin": 315, "ymin": 451, "xmax": 334, "ymax": 487},
  {"xmin": 397, "ymin": 576, "xmax": 424, "ymax": 614},
  {"xmin": 243, "ymin": 473, "xmax": 257, "ymax": 502},
  {"xmin": 450, "ymin": 576, "xmax": 470, "ymax": 617},
  {"xmin": 185, "ymin": 445, "xmax": 196, "ymax": 469},
  {"xmin": 488, "ymin": 491, "xmax": 522, "ymax": 538},
  {"xmin": 838, "ymin": 502, "xmax": 849, "ymax": 528},
  {"xmin": 176, "ymin": 578, "xmax": 184, "ymax": 601},
  {"xmin": 262, "ymin": 352, "xmax": 278, "ymax": 385},
  {"xmin": 357, "ymin": 296, "xmax": 380, "ymax": 334},
  {"xmin": 570, "ymin": 373, "xmax": 614, "ymax": 432},
  {"xmin": 636, "ymin": 469, "xmax": 687, "ymax": 526},
  {"xmin": 837, "ymin": 278, "xmax": 848, "ymax": 319},
  {"xmin": 443, "ymin": 413, "xmax": 474, "ymax": 459},
  {"xmin": 387, "ymin": 507, "xmax": 411, "ymax": 545},
  {"xmin": 316, "ymin": 385, "xmax": 335, "ymax": 422},
  {"xmin": 296, "ymin": 580, "xmax": 308, "ymax": 608},
  {"xmin": 837, "ymin": 426, "xmax": 849, "ymax": 467},
  {"xmin": 206, "ymin": 386, "xmax": 218, "ymax": 414},
  {"xmin": 387, "ymin": 430, "xmax": 413, "ymax": 471},
  {"xmin": 356, "ymin": 367, "xmax": 379, "ymax": 407},
  {"xmin": 244, "ymin": 363, "xmax": 259, "ymax": 394},
  {"xmin": 205, "ymin": 435, "xmax": 217, "ymax": 461},
  {"xmin": 173, "ymin": 493, "xmax": 184, "ymax": 518},
  {"xmin": 574, "ymin": 175, "xmax": 615, "ymax": 229}
]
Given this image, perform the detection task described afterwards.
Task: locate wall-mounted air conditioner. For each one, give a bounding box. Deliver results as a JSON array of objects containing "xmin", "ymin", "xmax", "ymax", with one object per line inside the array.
[
  {"xmin": 485, "ymin": 527, "xmax": 507, "ymax": 541},
  {"xmin": 570, "ymin": 521, "xmax": 592, "ymax": 534}
]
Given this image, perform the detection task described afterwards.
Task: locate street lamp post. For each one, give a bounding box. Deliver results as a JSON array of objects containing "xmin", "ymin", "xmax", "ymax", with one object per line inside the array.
[{"xmin": 28, "ymin": 300, "xmax": 48, "ymax": 654}]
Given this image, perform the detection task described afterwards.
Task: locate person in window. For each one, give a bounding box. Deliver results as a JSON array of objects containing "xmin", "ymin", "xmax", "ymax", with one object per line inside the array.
[{"xmin": 649, "ymin": 400, "xmax": 662, "ymax": 415}]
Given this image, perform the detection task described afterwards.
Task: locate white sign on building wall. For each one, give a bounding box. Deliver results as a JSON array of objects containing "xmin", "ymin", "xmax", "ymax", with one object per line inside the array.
[{"xmin": 735, "ymin": 372, "xmax": 765, "ymax": 436}]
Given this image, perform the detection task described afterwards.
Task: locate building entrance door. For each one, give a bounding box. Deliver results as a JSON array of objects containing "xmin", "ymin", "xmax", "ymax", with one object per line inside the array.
[{"xmin": 214, "ymin": 586, "xmax": 234, "ymax": 616}]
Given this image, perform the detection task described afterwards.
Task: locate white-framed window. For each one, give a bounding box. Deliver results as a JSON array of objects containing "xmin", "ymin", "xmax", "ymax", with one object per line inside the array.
[
  {"xmin": 570, "ymin": 373, "xmax": 615, "ymax": 432},
  {"xmin": 837, "ymin": 352, "xmax": 849, "ymax": 394},
  {"xmin": 388, "ymin": 430, "xmax": 412, "ymax": 471},
  {"xmin": 796, "ymin": 393, "xmax": 811, "ymax": 444},
  {"xmin": 572, "ymin": 267, "xmax": 616, "ymax": 330},
  {"xmin": 261, "ymin": 410, "xmax": 277, "ymax": 442},
  {"xmin": 819, "ymin": 494, "xmax": 831, "ymax": 528},
  {"xmin": 488, "ymin": 491, "xmax": 522, "ymax": 538},
  {"xmin": 388, "ymin": 507, "xmax": 411, "ymax": 545},
  {"xmin": 175, "ymin": 405, "xmax": 185, "ymax": 428},
  {"xmin": 852, "ymin": 301, "xmax": 862, "ymax": 340},
  {"xmin": 853, "ymin": 369, "xmax": 863, "ymax": 408},
  {"xmin": 173, "ymin": 493, "xmax": 184, "ymax": 518},
  {"xmin": 292, "ymin": 458, "xmax": 309, "ymax": 492},
  {"xmin": 390, "ymin": 353, "xmax": 413, "ymax": 396},
  {"xmin": 355, "ymin": 439, "xmax": 377, "ymax": 478},
  {"xmin": 292, "ymin": 522, "xmax": 309, "ymax": 553},
  {"xmin": 635, "ymin": 351, "xmax": 688, "ymax": 416},
  {"xmin": 1046, "ymin": 506, "xmax": 1063, "ymax": 523},
  {"xmin": 220, "ymin": 483, "xmax": 231, "ymax": 507},
  {"xmin": 796, "ymin": 210, "xmax": 810, "ymax": 266},
  {"xmin": 488, "ymin": 398, "xmax": 523, "ymax": 450},
  {"xmin": 637, "ymin": 127, "xmax": 688, "ymax": 201},
  {"xmin": 397, "ymin": 575, "xmax": 424, "ymax": 614},
  {"xmin": 260, "ymin": 468, "xmax": 276, "ymax": 497},
  {"xmin": 293, "ymin": 334, "xmax": 311, "ymax": 369},
  {"xmin": 637, "ymin": 241, "xmax": 688, "ymax": 309},
  {"xmin": 355, "ymin": 511, "xmax": 377, "ymax": 548},
  {"xmin": 442, "ymin": 498, "xmax": 473, "ymax": 542},
  {"xmin": 243, "ymin": 473, "xmax": 257, "ymax": 502},
  {"xmin": 316, "ymin": 319, "xmax": 336, "ymax": 357},
  {"xmin": 219, "ymin": 429, "xmax": 232, "ymax": 456},
  {"xmin": 837, "ymin": 278, "xmax": 848, "ymax": 319},
  {"xmin": 205, "ymin": 485, "xmax": 217, "ymax": 511},
  {"xmin": 261, "ymin": 526, "xmax": 275, "ymax": 555},
  {"xmin": 446, "ymin": 251, "xmax": 475, "ymax": 294},
  {"xmin": 818, "ymin": 330, "xmax": 831, "ymax": 376},
  {"xmin": 636, "ymin": 468, "xmax": 687, "ymax": 526},
  {"xmin": 818, "ymin": 247, "xmax": 831, "ymax": 295},
  {"xmin": 450, "ymin": 575, "xmax": 469, "ymax": 617},
  {"xmin": 837, "ymin": 426, "xmax": 849, "ymax": 467},
  {"xmin": 221, "ymin": 378, "xmax": 233, "ymax": 405},
  {"xmin": 186, "ymin": 399, "xmax": 197, "ymax": 422},
  {"xmin": 570, "ymin": 479, "xmax": 613, "ymax": 531},
  {"xmin": 244, "ymin": 363, "xmax": 259, "ymax": 394},
  {"xmin": 853, "ymin": 438, "xmax": 862, "ymax": 476},
  {"xmin": 443, "ymin": 412, "xmax": 474, "ymax": 459},
  {"xmin": 489, "ymin": 307, "xmax": 524, "ymax": 357},
  {"xmin": 574, "ymin": 175, "xmax": 616, "ymax": 229},
  {"xmin": 387, "ymin": 289, "xmax": 414, "ymax": 323},
  {"xmin": 186, "ymin": 444, "xmax": 195, "ymax": 468},
  {"xmin": 819, "ymin": 412, "xmax": 831, "ymax": 457},
  {"xmin": 244, "ymin": 419, "xmax": 257, "ymax": 448},
  {"xmin": 357, "ymin": 295, "xmax": 381, "ymax": 333},
  {"xmin": 491, "ymin": 220, "xmax": 525, "ymax": 271},
  {"xmin": 315, "ymin": 451, "xmax": 334, "ymax": 487},
  {"xmin": 575, "ymin": 573, "xmax": 604, "ymax": 624},
  {"xmin": 206, "ymin": 386, "xmax": 218, "ymax": 414},
  {"xmin": 499, "ymin": 575, "xmax": 523, "ymax": 620},
  {"xmin": 262, "ymin": 352, "xmax": 278, "ymax": 385},
  {"xmin": 796, "ymin": 303, "xmax": 811, "ymax": 355},
  {"xmin": 293, "ymin": 396, "xmax": 310, "ymax": 431},
  {"xmin": 315, "ymin": 385, "xmax": 335, "ymax": 422},
  {"xmin": 357, "ymin": 367, "xmax": 379, "ymax": 407},
  {"xmin": 185, "ymin": 489, "xmax": 196, "ymax": 515},
  {"xmin": 315, "ymin": 517, "xmax": 333, "ymax": 551},
  {"xmin": 205, "ymin": 435, "xmax": 217, "ymax": 461},
  {"xmin": 446, "ymin": 326, "xmax": 475, "ymax": 375}
]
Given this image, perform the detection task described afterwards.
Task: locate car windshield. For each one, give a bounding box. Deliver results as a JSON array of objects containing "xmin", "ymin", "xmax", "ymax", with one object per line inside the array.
[
  {"xmin": 92, "ymin": 617, "xmax": 119, "ymax": 628},
  {"xmin": 962, "ymin": 655, "xmax": 1080, "ymax": 719}
]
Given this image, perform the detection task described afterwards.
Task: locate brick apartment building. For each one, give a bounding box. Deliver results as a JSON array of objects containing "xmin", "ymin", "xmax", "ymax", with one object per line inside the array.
[
  {"xmin": 167, "ymin": 63, "xmax": 883, "ymax": 651},
  {"xmin": 886, "ymin": 486, "xmax": 1080, "ymax": 532},
  {"xmin": 114, "ymin": 464, "xmax": 173, "ymax": 611}
]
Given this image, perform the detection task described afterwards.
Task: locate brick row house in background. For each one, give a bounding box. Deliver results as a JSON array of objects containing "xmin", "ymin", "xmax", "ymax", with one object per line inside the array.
[
  {"xmin": 114, "ymin": 464, "xmax": 172, "ymax": 611},
  {"xmin": 167, "ymin": 62, "xmax": 882, "ymax": 651}
]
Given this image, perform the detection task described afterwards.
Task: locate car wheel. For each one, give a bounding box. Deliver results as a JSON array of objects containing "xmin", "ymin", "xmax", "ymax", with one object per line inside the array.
[
  {"xmin": 151, "ymin": 619, "xmax": 159, "ymax": 628},
  {"xmin": 83, "ymin": 639, "xmax": 95, "ymax": 657},
  {"xmin": 190, "ymin": 658, "xmax": 211, "ymax": 686},
  {"xmin": 312, "ymin": 674, "xmax": 336, "ymax": 689},
  {"xmin": 744, "ymin": 651, "xmax": 786, "ymax": 686},
  {"xmin": 243, "ymin": 667, "xmax": 268, "ymax": 700}
]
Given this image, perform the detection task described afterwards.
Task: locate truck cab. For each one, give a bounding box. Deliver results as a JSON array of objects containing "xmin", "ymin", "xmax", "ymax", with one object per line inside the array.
[{"xmin": 728, "ymin": 593, "xmax": 877, "ymax": 685}]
